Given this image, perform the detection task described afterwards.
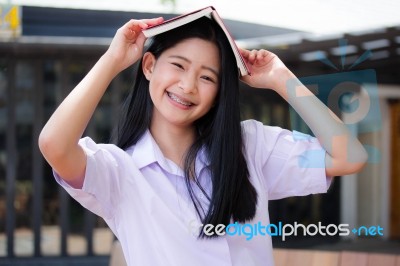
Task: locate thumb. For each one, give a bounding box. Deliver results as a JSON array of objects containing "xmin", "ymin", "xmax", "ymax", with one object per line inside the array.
[
  {"xmin": 240, "ymin": 74, "xmax": 251, "ymax": 85},
  {"xmin": 134, "ymin": 32, "xmax": 147, "ymax": 52},
  {"xmin": 129, "ymin": 33, "xmax": 146, "ymax": 62}
]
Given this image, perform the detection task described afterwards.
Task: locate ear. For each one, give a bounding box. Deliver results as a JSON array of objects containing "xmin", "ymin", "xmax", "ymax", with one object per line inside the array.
[{"xmin": 142, "ymin": 52, "xmax": 156, "ymax": 81}]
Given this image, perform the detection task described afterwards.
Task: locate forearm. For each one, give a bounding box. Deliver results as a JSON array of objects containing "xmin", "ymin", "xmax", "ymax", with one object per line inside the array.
[
  {"xmin": 274, "ymin": 69, "xmax": 368, "ymax": 176},
  {"xmin": 239, "ymin": 48, "xmax": 367, "ymax": 175}
]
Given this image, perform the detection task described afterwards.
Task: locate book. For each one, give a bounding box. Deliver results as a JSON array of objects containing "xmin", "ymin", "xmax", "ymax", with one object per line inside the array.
[{"xmin": 142, "ymin": 6, "xmax": 251, "ymax": 76}]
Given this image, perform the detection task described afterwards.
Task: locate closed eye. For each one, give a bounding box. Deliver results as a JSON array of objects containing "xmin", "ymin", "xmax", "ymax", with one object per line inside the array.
[
  {"xmin": 171, "ymin": 63, "xmax": 184, "ymax": 69},
  {"xmin": 201, "ymin": 75, "xmax": 216, "ymax": 83}
]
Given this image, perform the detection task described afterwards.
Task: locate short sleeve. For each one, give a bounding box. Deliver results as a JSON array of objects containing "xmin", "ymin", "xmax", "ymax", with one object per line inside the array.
[
  {"xmin": 242, "ymin": 120, "xmax": 331, "ymax": 200},
  {"xmin": 53, "ymin": 137, "xmax": 129, "ymax": 219}
]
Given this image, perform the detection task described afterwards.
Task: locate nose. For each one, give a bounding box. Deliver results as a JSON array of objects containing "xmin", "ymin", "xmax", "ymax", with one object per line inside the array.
[{"xmin": 179, "ymin": 72, "xmax": 197, "ymax": 94}]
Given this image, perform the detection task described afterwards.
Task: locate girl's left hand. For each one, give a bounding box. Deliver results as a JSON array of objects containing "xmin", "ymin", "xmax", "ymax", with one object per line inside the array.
[{"xmin": 239, "ymin": 48, "xmax": 289, "ymax": 91}]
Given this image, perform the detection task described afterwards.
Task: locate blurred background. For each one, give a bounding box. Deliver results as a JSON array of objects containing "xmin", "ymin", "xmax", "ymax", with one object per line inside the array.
[{"xmin": 0, "ymin": 0, "xmax": 399, "ymax": 265}]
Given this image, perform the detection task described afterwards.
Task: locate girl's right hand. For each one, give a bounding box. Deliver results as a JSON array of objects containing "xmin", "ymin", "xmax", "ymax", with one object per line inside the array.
[{"xmin": 105, "ymin": 18, "xmax": 164, "ymax": 74}]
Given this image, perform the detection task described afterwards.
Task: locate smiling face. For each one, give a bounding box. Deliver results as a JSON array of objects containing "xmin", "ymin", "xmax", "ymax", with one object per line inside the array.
[{"xmin": 143, "ymin": 38, "xmax": 220, "ymax": 130}]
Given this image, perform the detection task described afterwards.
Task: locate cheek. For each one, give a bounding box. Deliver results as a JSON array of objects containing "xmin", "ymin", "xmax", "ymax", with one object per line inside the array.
[
  {"xmin": 148, "ymin": 80, "xmax": 156, "ymax": 99},
  {"xmin": 198, "ymin": 88, "xmax": 219, "ymax": 112},
  {"xmin": 149, "ymin": 67, "xmax": 174, "ymax": 95},
  {"xmin": 148, "ymin": 80, "xmax": 163, "ymax": 107},
  {"xmin": 148, "ymin": 74, "xmax": 165, "ymax": 97}
]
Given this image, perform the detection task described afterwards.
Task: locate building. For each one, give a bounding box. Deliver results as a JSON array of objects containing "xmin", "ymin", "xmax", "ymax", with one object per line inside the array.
[{"xmin": 1, "ymin": 3, "xmax": 399, "ymax": 265}]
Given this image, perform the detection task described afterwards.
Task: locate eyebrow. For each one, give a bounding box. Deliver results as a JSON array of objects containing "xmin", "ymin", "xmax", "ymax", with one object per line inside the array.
[{"xmin": 169, "ymin": 55, "xmax": 219, "ymax": 78}]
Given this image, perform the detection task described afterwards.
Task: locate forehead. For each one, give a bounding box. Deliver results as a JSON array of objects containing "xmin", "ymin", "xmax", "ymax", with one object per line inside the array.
[{"xmin": 161, "ymin": 38, "xmax": 220, "ymax": 67}]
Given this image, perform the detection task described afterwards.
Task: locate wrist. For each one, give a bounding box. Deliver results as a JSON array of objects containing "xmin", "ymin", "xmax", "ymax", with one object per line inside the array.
[
  {"xmin": 99, "ymin": 53, "xmax": 124, "ymax": 79},
  {"xmin": 270, "ymin": 67, "xmax": 295, "ymax": 93}
]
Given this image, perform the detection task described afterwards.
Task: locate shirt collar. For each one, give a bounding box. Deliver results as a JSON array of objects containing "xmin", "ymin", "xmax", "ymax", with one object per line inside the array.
[
  {"xmin": 129, "ymin": 129, "xmax": 210, "ymax": 176},
  {"xmin": 128, "ymin": 129, "xmax": 158, "ymax": 169}
]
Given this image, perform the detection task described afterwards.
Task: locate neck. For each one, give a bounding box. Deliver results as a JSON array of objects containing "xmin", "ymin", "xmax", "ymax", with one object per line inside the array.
[{"xmin": 149, "ymin": 115, "xmax": 196, "ymax": 168}]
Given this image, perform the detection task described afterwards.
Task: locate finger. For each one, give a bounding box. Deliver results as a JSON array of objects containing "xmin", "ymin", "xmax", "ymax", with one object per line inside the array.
[
  {"xmin": 140, "ymin": 17, "xmax": 164, "ymax": 27},
  {"xmin": 239, "ymin": 48, "xmax": 250, "ymax": 59},
  {"xmin": 125, "ymin": 17, "xmax": 164, "ymax": 31},
  {"xmin": 120, "ymin": 20, "xmax": 145, "ymax": 40},
  {"xmin": 123, "ymin": 19, "xmax": 147, "ymax": 32},
  {"xmin": 124, "ymin": 17, "xmax": 164, "ymax": 40},
  {"xmin": 125, "ymin": 19, "xmax": 151, "ymax": 34},
  {"xmin": 125, "ymin": 27, "xmax": 140, "ymax": 41},
  {"xmin": 135, "ymin": 32, "xmax": 147, "ymax": 49},
  {"xmin": 249, "ymin": 50, "xmax": 258, "ymax": 63},
  {"xmin": 256, "ymin": 50, "xmax": 267, "ymax": 61}
]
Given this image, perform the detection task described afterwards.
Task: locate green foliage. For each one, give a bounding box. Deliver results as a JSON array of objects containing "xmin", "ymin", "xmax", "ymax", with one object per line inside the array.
[{"xmin": 160, "ymin": 0, "xmax": 176, "ymax": 8}]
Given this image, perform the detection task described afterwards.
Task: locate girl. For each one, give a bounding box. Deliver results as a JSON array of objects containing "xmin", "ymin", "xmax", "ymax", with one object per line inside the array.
[{"xmin": 39, "ymin": 15, "xmax": 367, "ymax": 266}]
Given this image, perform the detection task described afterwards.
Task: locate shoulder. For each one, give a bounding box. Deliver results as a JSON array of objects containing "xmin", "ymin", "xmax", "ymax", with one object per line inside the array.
[
  {"xmin": 240, "ymin": 119, "xmax": 287, "ymax": 145},
  {"xmin": 78, "ymin": 136, "xmax": 133, "ymax": 165},
  {"xmin": 240, "ymin": 119, "xmax": 316, "ymax": 144},
  {"xmin": 240, "ymin": 119, "xmax": 288, "ymax": 164},
  {"xmin": 240, "ymin": 119, "xmax": 320, "ymax": 162}
]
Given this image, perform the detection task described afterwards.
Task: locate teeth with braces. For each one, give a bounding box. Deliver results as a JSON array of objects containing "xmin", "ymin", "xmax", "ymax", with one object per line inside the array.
[{"xmin": 168, "ymin": 92, "xmax": 192, "ymax": 106}]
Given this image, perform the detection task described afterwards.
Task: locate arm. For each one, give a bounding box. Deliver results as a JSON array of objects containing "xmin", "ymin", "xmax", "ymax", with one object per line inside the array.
[
  {"xmin": 240, "ymin": 49, "xmax": 368, "ymax": 177},
  {"xmin": 38, "ymin": 18, "xmax": 163, "ymax": 188}
]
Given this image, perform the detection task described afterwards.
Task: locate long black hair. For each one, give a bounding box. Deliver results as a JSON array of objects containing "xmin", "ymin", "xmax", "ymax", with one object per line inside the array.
[{"xmin": 113, "ymin": 17, "xmax": 258, "ymax": 238}]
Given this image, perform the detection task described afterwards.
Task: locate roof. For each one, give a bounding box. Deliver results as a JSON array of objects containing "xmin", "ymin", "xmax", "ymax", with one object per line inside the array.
[
  {"xmin": 3, "ymin": 6, "xmax": 399, "ymax": 84},
  {"xmin": 238, "ymin": 26, "xmax": 400, "ymax": 84},
  {"xmin": 21, "ymin": 6, "xmax": 301, "ymax": 40}
]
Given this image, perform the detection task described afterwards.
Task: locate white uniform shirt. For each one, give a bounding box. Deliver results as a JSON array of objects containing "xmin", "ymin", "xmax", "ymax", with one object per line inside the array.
[{"xmin": 54, "ymin": 119, "xmax": 331, "ymax": 266}]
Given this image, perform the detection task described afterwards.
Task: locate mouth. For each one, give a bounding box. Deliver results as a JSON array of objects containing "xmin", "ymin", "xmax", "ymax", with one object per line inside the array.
[{"xmin": 167, "ymin": 92, "xmax": 194, "ymax": 107}]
